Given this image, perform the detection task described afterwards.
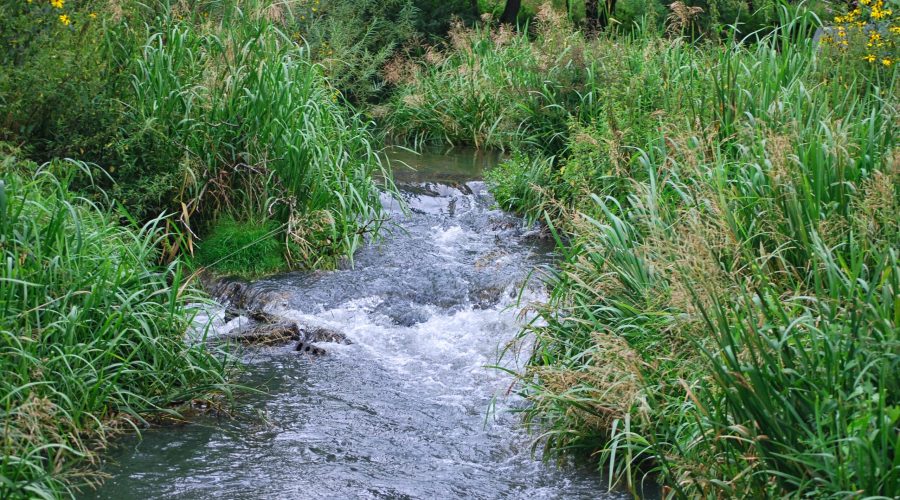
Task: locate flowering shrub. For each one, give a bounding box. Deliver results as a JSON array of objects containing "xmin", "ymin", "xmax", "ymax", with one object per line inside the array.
[
  {"xmin": 822, "ymin": 0, "xmax": 899, "ymax": 67},
  {"xmin": 23, "ymin": 0, "xmax": 96, "ymax": 27}
]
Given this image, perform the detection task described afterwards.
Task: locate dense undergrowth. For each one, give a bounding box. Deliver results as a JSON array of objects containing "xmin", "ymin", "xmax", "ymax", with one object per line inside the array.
[
  {"xmin": 1, "ymin": 0, "xmax": 393, "ymax": 273},
  {"xmin": 0, "ymin": 155, "xmax": 231, "ymax": 498},
  {"xmin": 388, "ymin": 5, "xmax": 898, "ymax": 498}
]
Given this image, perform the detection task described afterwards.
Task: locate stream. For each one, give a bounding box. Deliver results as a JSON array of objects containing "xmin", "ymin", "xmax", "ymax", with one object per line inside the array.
[{"xmin": 86, "ymin": 148, "xmax": 622, "ymax": 499}]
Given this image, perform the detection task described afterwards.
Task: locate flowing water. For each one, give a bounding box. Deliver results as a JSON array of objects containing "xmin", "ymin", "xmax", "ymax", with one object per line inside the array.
[{"xmin": 86, "ymin": 148, "xmax": 622, "ymax": 499}]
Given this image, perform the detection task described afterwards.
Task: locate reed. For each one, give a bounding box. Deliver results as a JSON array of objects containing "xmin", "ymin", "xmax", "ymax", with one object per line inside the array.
[
  {"xmin": 116, "ymin": 0, "xmax": 394, "ymax": 269},
  {"xmin": 2, "ymin": 0, "xmax": 396, "ymax": 272},
  {"xmin": 0, "ymin": 160, "xmax": 231, "ymax": 498}
]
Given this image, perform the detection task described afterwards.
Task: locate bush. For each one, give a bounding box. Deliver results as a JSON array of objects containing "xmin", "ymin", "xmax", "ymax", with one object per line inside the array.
[
  {"xmin": 481, "ymin": 8, "xmax": 899, "ymax": 498},
  {"xmin": 303, "ymin": 0, "xmax": 419, "ymax": 104},
  {"xmin": 385, "ymin": 9, "xmax": 589, "ymax": 153},
  {"xmin": 416, "ymin": 0, "xmax": 482, "ymax": 35},
  {"xmin": 0, "ymin": 158, "xmax": 230, "ymax": 498},
  {"xmin": 0, "ymin": 0, "xmax": 123, "ymax": 171},
  {"xmin": 485, "ymin": 153, "xmax": 554, "ymax": 221},
  {"xmin": 120, "ymin": 2, "xmax": 392, "ymax": 269},
  {"xmin": 1, "ymin": 0, "xmax": 394, "ymax": 272}
]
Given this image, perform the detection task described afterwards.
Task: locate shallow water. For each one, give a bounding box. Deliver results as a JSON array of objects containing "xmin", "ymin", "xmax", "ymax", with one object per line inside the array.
[{"xmin": 85, "ymin": 147, "xmax": 623, "ymax": 499}]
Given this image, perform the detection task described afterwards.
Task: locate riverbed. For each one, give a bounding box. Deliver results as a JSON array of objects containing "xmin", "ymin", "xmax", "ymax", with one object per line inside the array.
[{"xmin": 85, "ymin": 148, "xmax": 621, "ymax": 499}]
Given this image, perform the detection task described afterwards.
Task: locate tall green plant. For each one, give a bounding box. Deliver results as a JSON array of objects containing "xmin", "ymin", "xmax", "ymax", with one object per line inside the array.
[
  {"xmin": 0, "ymin": 159, "xmax": 231, "ymax": 498},
  {"xmin": 484, "ymin": 9, "xmax": 898, "ymax": 497},
  {"xmin": 127, "ymin": 1, "xmax": 393, "ymax": 268},
  {"xmin": 2, "ymin": 0, "xmax": 396, "ymax": 271}
]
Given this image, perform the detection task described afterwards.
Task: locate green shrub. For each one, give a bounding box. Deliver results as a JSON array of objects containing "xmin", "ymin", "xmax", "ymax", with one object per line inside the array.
[
  {"xmin": 120, "ymin": 2, "xmax": 393, "ymax": 267},
  {"xmin": 0, "ymin": 158, "xmax": 230, "ymax": 498},
  {"xmin": 385, "ymin": 12, "xmax": 589, "ymax": 153},
  {"xmin": 0, "ymin": 0, "xmax": 123, "ymax": 169},
  {"xmin": 1, "ymin": 0, "xmax": 395, "ymax": 270},
  {"xmin": 485, "ymin": 153, "xmax": 554, "ymax": 221},
  {"xmin": 304, "ymin": 0, "xmax": 419, "ymax": 104},
  {"xmin": 416, "ymin": 0, "xmax": 482, "ymax": 35},
  {"xmin": 485, "ymin": 9, "xmax": 899, "ymax": 498},
  {"xmin": 384, "ymin": 10, "xmax": 691, "ymax": 155}
]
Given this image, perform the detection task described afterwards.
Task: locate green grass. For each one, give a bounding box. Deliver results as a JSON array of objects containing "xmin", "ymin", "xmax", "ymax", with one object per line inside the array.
[
  {"xmin": 195, "ymin": 218, "xmax": 287, "ymax": 278},
  {"xmin": 2, "ymin": 0, "xmax": 396, "ymax": 271},
  {"xmin": 0, "ymin": 158, "xmax": 232, "ymax": 498},
  {"xmin": 390, "ymin": 6, "xmax": 899, "ymax": 498},
  {"xmin": 384, "ymin": 13, "xmax": 584, "ymax": 152},
  {"xmin": 119, "ymin": 0, "xmax": 394, "ymax": 269}
]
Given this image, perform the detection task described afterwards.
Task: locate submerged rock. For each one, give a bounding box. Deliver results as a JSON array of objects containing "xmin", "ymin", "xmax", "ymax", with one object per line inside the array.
[
  {"xmin": 201, "ymin": 273, "xmax": 291, "ymax": 314},
  {"xmin": 306, "ymin": 325, "xmax": 352, "ymax": 345},
  {"xmin": 470, "ymin": 286, "xmax": 504, "ymax": 309},
  {"xmin": 372, "ymin": 301, "xmax": 430, "ymax": 327},
  {"xmin": 217, "ymin": 320, "xmax": 302, "ymax": 345},
  {"xmin": 208, "ymin": 278, "xmax": 250, "ymax": 313}
]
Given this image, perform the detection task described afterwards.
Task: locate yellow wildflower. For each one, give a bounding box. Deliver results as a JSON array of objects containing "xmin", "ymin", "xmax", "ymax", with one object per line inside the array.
[
  {"xmin": 89, "ymin": 12, "xmax": 97, "ymax": 18},
  {"xmin": 59, "ymin": 13, "xmax": 70, "ymax": 25},
  {"xmin": 864, "ymin": 54, "xmax": 877, "ymax": 63},
  {"xmin": 50, "ymin": 0, "xmax": 63, "ymax": 8},
  {"xmin": 883, "ymin": 58, "xmax": 893, "ymax": 66}
]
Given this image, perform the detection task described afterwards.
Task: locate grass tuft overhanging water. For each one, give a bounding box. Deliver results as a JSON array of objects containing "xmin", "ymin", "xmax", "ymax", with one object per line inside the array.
[{"xmin": 0, "ymin": 157, "xmax": 233, "ymax": 498}]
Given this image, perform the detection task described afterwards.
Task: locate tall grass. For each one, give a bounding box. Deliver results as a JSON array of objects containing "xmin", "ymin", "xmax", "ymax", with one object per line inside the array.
[
  {"xmin": 390, "ymin": 6, "xmax": 899, "ymax": 497},
  {"xmin": 107, "ymin": 0, "xmax": 394, "ymax": 269},
  {"xmin": 0, "ymin": 158, "xmax": 231, "ymax": 498},
  {"xmin": 1, "ymin": 0, "xmax": 396, "ymax": 271},
  {"xmin": 384, "ymin": 8, "xmax": 592, "ymax": 153}
]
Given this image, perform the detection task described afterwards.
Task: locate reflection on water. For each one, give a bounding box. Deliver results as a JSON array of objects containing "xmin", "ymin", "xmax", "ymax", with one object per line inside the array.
[{"xmin": 383, "ymin": 145, "xmax": 504, "ymax": 184}]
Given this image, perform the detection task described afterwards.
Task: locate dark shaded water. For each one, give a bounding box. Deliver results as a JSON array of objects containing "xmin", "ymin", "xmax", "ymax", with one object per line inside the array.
[{"xmin": 85, "ymin": 148, "xmax": 622, "ymax": 499}]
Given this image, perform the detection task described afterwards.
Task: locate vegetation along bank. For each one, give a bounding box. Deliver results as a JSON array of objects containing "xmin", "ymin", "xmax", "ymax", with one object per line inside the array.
[
  {"xmin": 1, "ymin": 0, "xmax": 898, "ymax": 497},
  {"xmin": 2, "ymin": 0, "xmax": 394, "ymax": 496},
  {"xmin": 384, "ymin": 2, "xmax": 899, "ymax": 498}
]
